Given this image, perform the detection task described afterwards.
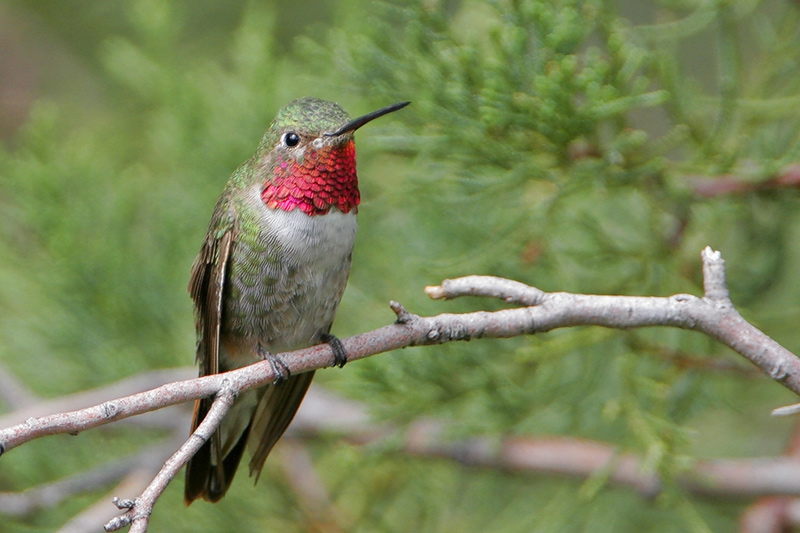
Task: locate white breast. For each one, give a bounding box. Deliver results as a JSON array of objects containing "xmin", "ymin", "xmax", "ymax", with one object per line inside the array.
[{"xmin": 247, "ymin": 184, "xmax": 358, "ymax": 267}]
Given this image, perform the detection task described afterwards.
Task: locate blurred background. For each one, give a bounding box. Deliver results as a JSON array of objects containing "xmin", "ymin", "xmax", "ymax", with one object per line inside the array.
[{"xmin": 2, "ymin": 0, "xmax": 800, "ymax": 531}]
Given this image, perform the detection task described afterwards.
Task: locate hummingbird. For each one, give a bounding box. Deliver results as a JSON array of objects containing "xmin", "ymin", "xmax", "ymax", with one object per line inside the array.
[{"xmin": 184, "ymin": 97, "xmax": 409, "ymax": 504}]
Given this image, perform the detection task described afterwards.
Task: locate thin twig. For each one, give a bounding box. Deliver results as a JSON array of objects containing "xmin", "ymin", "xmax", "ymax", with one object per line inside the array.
[
  {"xmin": 0, "ymin": 367, "xmax": 195, "ymax": 430},
  {"xmin": 425, "ymin": 276, "xmax": 546, "ymax": 306},
  {"xmin": 104, "ymin": 388, "xmax": 236, "ymax": 532}
]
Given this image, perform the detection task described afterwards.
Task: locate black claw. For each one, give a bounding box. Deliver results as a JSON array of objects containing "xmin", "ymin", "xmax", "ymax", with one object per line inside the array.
[
  {"xmin": 321, "ymin": 333, "xmax": 348, "ymax": 368},
  {"xmin": 258, "ymin": 345, "xmax": 291, "ymax": 384}
]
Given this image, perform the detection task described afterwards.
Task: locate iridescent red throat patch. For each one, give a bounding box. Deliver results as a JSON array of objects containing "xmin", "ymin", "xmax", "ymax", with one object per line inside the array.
[{"xmin": 262, "ymin": 141, "xmax": 360, "ymax": 215}]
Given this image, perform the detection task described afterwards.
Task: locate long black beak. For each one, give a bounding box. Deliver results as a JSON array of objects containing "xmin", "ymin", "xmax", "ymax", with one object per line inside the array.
[{"xmin": 324, "ymin": 101, "xmax": 410, "ymax": 137}]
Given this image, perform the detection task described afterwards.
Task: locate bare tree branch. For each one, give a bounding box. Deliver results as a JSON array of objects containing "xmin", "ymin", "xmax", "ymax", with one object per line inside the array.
[
  {"xmin": 287, "ymin": 388, "xmax": 800, "ymax": 501},
  {"xmin": 0, "ymin": 246, "xmax": 798, "ymax": 531},
  {"xmin": 690, "ymin": 163, "xmax": 800, "ymax": 198},
  {"xmin": 739, "ymin": 411, "xmax": 800, "ymax": 531},
  {"xmin": 58, "ymin": 451, "xmax": 175, "ymax": 533},
  {"xmin": 401, "ymin": 429, "xmax": 800, "ymax": 499},
  {"xmin": 0, "ymin": 449, "xmax": 151, "ymax": 517},
  {"xmin": 427, "ymin": 248, "xmax": 800, "ymax": 394}
]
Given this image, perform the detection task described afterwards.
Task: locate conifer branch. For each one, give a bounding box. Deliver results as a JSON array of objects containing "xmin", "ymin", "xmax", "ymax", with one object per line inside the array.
[{"xmin": 0, "ymin": 246, "xmax": 798, "ymax": 531}]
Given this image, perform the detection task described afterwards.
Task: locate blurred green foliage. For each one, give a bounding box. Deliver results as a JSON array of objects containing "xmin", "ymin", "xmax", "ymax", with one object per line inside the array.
[{"xmin": 2, "ymin": 0, "xmax": 800, "ymax": 531}]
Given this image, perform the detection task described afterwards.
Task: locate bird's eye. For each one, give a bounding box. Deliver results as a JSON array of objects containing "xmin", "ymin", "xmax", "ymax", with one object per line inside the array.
[{"xmin": 283, "ymin": 132, "xmax": 301, "ymax": 147}]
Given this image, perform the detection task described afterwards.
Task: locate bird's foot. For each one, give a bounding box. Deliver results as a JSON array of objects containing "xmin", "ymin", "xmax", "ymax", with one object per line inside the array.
[
  {"xmin": 321, "ymin": 333, "xmax": 348, "ymax": 368},
  {"xmin": 258, "ymin": 345, "xmax": 291, "ymax": 385}
]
